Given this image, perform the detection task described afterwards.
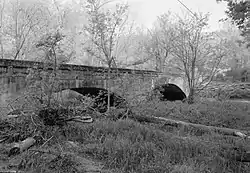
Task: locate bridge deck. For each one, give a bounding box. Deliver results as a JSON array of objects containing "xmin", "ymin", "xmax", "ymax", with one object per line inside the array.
[
  {"xmin": 0, "ymin": 59, "xmax": 160, "ymax": 76},
  {"xmin": 0, "ymin": 59, "xmax": 161, "ymax": 94}
]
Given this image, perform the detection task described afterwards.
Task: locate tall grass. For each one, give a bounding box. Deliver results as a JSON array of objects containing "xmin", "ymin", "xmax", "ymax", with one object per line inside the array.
[
  {"xmin": 132, "ymin": 99, "xmax": 250, "ymax": 131},
  {"xmin": 2, "ymin": 72, "xmax": 250, "ymax": 172},
  {"xmin": 64, "ymin": 118, "xmax": 250, "ymax": 173}
]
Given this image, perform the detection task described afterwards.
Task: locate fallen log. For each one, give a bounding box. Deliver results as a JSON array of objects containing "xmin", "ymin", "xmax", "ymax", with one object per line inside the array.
[
  {"xmin": 129, "ymin": 114, "xmax": 250, "ymax": 138},
  {"xmin": 130, "ymin": 114, "xmax": 250, "ymax": 162},
  {"xmin": 8, "ymin": 137, "xmax": 36, "ymax": 157},
  {"xmin": 69, "ymin": 116, "xmax": 94, "ymax": 123}
]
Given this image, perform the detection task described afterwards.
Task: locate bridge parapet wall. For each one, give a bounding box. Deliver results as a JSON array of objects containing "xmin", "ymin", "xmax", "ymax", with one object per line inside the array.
[{"xmin": 0, "ymin": 59, "xmax": 161, "ymax": 94}]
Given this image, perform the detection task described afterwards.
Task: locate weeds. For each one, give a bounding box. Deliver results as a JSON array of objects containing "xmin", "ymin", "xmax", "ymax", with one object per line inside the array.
[
  {"xmin": 1, "ymin": 68, "xmax": 250, "ymax": 172},
  {"xmin": 63, "ymin": 118, "xmax": 250, "ymax": 172},
  {"xmin": 132, "ymin": 99, "xmax": 250, "ymax": 131},
  {"xmin": 2, "ymin": 92, "xmax": 250, "ymax": 172}
]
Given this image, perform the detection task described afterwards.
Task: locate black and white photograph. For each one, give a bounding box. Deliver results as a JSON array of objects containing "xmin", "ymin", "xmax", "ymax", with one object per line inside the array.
[{"xmin": 0, "ymin": 0, "xmax": 249, "ymax": 172}]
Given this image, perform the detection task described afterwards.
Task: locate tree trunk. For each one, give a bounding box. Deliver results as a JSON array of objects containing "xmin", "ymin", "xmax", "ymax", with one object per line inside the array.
[
  {"xmin": 14, "ymin": 9, "xmax": 20, "ymax": 60},
  {"xmin": 0, "ymin": 34, "xmax": 4, "ymax": 59},
  {"xmin": 188, "ymin": 87, "xmax": 195, "ymax": 104},
  {"xmin": 188, "ymin": 59, "xmax": 196, "ymax": 104},
  {"xmin": 107, "ymin": 66, "xmax": 111, "ymax": 113},
  {"xmin": 47, "ymin": 47, "xmax": 57, "ymax": 107},
  {"xmin": 0, "ymin": 0, "xmax": 5, "ymax": 59}
]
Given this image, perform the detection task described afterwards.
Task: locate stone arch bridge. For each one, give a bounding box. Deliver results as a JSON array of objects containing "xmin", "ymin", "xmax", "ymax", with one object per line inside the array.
[{"xmin": 0, "ymin": 59, "xmax": 161, "ymax": 94}]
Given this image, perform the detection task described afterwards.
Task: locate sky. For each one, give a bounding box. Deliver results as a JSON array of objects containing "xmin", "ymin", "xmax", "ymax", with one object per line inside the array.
[{"xmin": 124, "ymin": 0, "xmax": 229, "ymax": 31}]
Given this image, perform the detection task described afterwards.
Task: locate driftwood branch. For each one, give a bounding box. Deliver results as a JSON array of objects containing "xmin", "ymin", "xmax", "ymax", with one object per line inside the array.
[
  {"xmin": 130, "ymin": 114, "xmax": 250, "ymax": 138},
  {"xmin": 8, "ymin": 137, "xmax": 36, "ymax": 157},
  {"xmin": 129, "ymin": 114, "xmax": 250, "ymax": 162},
  {"xmin": 7, "ymin": 109, "xmax": 94, "ymax": 125},
  {"xmin": 67, "ymin": 116, "xmax": 94, "ymax": 123}
]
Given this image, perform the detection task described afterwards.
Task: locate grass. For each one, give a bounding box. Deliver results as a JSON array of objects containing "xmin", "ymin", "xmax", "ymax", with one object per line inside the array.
[
  {"xmin": 65, "ymin": 118, "xmax": 250, "ymax": 172},
  {"xmin": 132, "ymin": 99, "xmax": 250, "ymax": 131},
  {"xmin": 62, "ymin": 98, "xmax": 250, "ymax": 172},
  {"xmin": 1, "ymin": 90, "xmax": 250, "ymax": 172}
]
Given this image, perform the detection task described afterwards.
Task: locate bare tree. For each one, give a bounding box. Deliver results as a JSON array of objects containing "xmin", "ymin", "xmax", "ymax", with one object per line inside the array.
[
  {"xmin": 84, "ymin": 0, "xmax": 129, "ymax": 113},
  {"xmin": 216, "ymin": 21, "xmax": 250, "ymax": 69},
  {"xmin": 149, "ymin": 13, "xmax": 176, "ymax": 72},
  {"xmin": 133, "ymin": 12, "xmax": 177, "ymax": 73},
  {"xmin": 170, "ymin": 13, "xmax": 226, "ymax": 103},
  {"xmin": 2, "ymin": 0, "xmax": 49, "ymax": 60},
  {"xmin": 35, "ymin": 30, "xmax": 65, "ymax": 107},
  {"xmin": 0, "ymin": 0, "xmax": 5, "ymax": 59}
]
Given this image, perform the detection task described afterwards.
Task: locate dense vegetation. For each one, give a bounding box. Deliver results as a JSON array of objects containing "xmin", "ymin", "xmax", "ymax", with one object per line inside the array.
[
  {"xmin": 0, "ymin": 0, "xmax": 250, "ymax": 172},
  {"xmin": 1, "ymin": 96, "xmax": 250, "ymax": 172},
  {"xmin": 217, "ymin": 0, "xmax": 250, "ymax": 47}
]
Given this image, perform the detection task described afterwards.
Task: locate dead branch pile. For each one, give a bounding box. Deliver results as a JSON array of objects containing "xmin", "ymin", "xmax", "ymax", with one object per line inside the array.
[
  {"xmin": 198, "ymin": 82, "xmax": 250, "ymax": 99},
  {"xmin": 0, "ymin": 104, "xmax": 94, "ymax": 172},
  {"xmin": 37, "ymin": 107, "xmax": 93, "ymax": 126}
]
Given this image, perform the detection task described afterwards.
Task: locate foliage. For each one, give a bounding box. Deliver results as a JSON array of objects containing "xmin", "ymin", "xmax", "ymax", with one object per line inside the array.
[
  {"xmin": 224, "ymin": 67, "xmax": 250, "ymax": 82},
  {"xmin": 1, "ymin": 0, "xmax": 250, "ymax": 172},
  {"xmin": 139, "ymin": 12, "xmax": 227, "ymax": 103},
  {"xmin": 66, "ymin": 107, "xmax": 250, "ymax": 172},
  {"xmin": 217, "ymin": 0, "xmax": 250, "ymax": 47},
  {"xmin": 169, "ymin": 13, "xmax": 226, "ymax": 103},
  {"xmin": 84, "ymin": 0, "xmax": 129, "ymax": 67},
  {"xmin": 35, "ymin": 30, "xmax": 74, "ymax": 64},
  {"xmin": 0, "ymin": 111, "xmax": 84, "ymax": 172},
  {"xmin": 84, "ymin": 0, "xmax": 129, "ymax": 112},
  {"xmin": 0, "ymin": 0, "xmax": 83, "ymax": 61},
  {"xmin": 215, "ymin": 24, "xmax": 250, "ymax": 71},
  {"xmin": 2, "ymin": 75, "xmax": 250, "ymax": 172},
  {"xmin": 0, "ymin": 0, "xmax": 50, "ymax": 59},
  {"xmin": 138, "ymin": 12, "xmax": 176, "ymax": 72}
]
